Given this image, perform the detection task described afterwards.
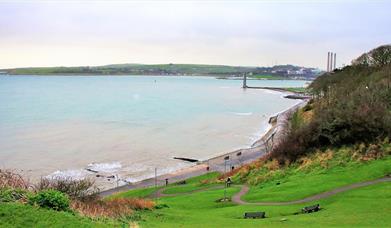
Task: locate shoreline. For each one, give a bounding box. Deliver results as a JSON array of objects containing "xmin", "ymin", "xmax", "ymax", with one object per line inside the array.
[{"xmin": 99, "ymin": 94, "xmax": 308, "ymax": 197}]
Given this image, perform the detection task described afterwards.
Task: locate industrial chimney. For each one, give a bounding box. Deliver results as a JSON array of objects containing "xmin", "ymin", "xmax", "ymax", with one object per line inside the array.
[{"xmin": 326, "ymin": 52, "xmax": 337, "ymax": 72}]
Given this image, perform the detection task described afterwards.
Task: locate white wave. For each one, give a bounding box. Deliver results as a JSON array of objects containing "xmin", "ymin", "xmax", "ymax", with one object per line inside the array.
[
  {"xmin": 46, "ymin": 169, "xmax": 88, "ymax": 180},
  {"xmin": 86, "ymin": 162, "xmax": 122, "ymax": 173},
  {"xmin": 232, "ymin": 112, "xmax": 253, "ymax": 116},
  {"xmin": 122, "ymin": 162, "xmax": 191, "ymax": 184}
]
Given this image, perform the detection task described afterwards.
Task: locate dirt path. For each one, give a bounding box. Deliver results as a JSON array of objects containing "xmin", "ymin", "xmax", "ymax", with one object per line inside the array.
[{"xmin": 232, "ymin": 177, "xmax": 391, "ymax": 206}]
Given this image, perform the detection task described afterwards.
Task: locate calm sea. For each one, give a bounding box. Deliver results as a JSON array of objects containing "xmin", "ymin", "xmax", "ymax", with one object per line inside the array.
[{"xmin": 0, "ymin": 75, "xmax": 307, "ymax": 185}]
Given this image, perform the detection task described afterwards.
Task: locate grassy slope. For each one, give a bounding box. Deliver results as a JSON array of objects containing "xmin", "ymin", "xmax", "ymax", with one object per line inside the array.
[
  {"xmin": 162, "ymin": 172, "xmax": 220, "ymax": 194},
  {"xmin": 242, "ymin": 154, "xmax": 391, "ymax": 202},
  {"xmin": 112, "ymin": 152, "xmax": 390, "ymax": 227},
  {"xmin": 249, "ymin": 75, "xmax": 285, "ymax": 80},
  {"xmin": 108, "ymin": 186, "xmax": 161, "ymax": 199},
  {"xmin": 108, "ymin": 172, "xmax": 220, "ymax": 199},
  {"xmin": 4, "ymin": 64, "xmax": 254, "ymax": 75},
  {"xmin": 3, "ymin": 156, "xmax": 388, "ymax": 227},
  {"xmin": 135, "ymin": 182, "xmax": 391, "ymax": 227},
  {"xmin": 0, "ymin": 203, "xmax": 119, "ymax": 227}
]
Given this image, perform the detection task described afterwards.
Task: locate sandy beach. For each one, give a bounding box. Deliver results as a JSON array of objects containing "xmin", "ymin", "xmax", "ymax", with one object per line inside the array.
[{"xmin": 99, "ymin": 96, "xmax": 308, "ymax": 197}]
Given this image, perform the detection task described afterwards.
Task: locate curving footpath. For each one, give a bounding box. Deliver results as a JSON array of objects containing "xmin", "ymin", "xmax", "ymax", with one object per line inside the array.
[
  {"xmin": 148, "ymin": 177, "xmax": 391, "ymax": 206},
  {"xmin": 232, "ymin": 177, "xmax": 391, "ymax": 206}
]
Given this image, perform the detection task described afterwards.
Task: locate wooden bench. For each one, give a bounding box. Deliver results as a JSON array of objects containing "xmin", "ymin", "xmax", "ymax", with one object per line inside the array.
[
  {"xmin": 302, "ymin": 204, "xmax": 320, "ymax": 213},
  {"xmin": 244, "ymin": 212, "xmax": 265, "ymax": 219},
  {"xmin": 176, "ymin": 180, "xmax": 186, "ymax": 185}
]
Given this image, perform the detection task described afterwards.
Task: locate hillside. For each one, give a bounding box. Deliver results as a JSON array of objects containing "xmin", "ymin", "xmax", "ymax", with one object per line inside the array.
[{"xmin": 1, "ymin": 63, "xmax": 320, "ymax": 79}]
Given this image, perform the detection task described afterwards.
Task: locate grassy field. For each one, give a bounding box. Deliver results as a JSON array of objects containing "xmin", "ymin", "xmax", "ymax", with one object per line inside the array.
[
  {"xmin": 0, "ymin": 202, "xmax": 120, "ymax": 227},
  {"xmin": 132, "ymin": 181, "xmax": 390, "ymax": 227},
  {"xmin": 3, "ymin": 64, "xmax": 254, "ymax": 76},
  {"xmin": 284, "ymin": 87, "xmax": 307, "ymax": 93},
  {"xmin": 108, "ymin": 185, "xmax": 161, "ymax": 199},
  {"xmin": 162, "ymin": 172, "xmax": 220, "ymax": 194},
  {"xmin": 249, "ymin": 75, "xmax": 285, "ymax": 80},
  {"xmin": 1, "ymin": 154, "xmax": 389, "ymax": 227},
  {"xmin": 242, "ymin": 154, "xmax": 391, "ymax": 202},
  {"xmin": 108, "ymin": 151, "xmax": 391, "ymax": 227},
  {"xmin": 108, "ymin": 172, "xmax": 220, "ymax": 199}
]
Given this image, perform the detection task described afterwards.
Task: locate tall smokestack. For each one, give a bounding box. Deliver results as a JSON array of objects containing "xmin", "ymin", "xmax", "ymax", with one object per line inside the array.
[
  {"xmin": 334, "ymin": 53, "xmax": 336, "ymax": 70},
  {"xmin": 327, "ymin": 52, "xmax": 330, "ymax": 72},
  {"xmin": 330, "ymin": 52, "xmax": 334, "ymax": 71}
]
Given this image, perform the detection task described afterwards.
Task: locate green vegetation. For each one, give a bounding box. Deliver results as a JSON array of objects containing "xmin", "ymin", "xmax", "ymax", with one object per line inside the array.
[
  {"xmin": 0, "ymin": 188, "xmax": 31, "ymax": 203},
  {"xmin": 0, "ymin": 171, "xmax": 155, "ymax": 227},
  {"xmin": 284, "ymin": 87, "xmax": 307, "ymax": 93},
  {"xmin": 109, "ymin": 172, "xmax": 221, "ymax": 200},
  {"xmin": 162, "ymin": 172, "xmax": 220, "ymax": 194},
  {"xmin": 249, "ymin": 74, "xmax": 284, "ymax": 80},
  {"xmin": 272, "ymin": 45, "xmax": 391, "ymax": 163},
  {"xmin": 2, "ymin": 63, "xmax": 319, "ymax": 79},
  {"xmin": 28, "ymin": 189, "xmax": 70, "ymax": 211},
  {"xmin": 115, "ymin": 177, "xmax": 390, "ymax": 227},
  {"xmin": 3, "ymin": 64, "xmax": 254, "ymax": 76},
  {"xmin": 109, "ymin": 186, "xmax": 160, "ymax": 199},
  {"xmin": 0, "ymin": 203, "xmax": 118, "ymax": 227},
  {"xmin": 238, "ymin": 144, "xmax": 391, "ymax": 202}
]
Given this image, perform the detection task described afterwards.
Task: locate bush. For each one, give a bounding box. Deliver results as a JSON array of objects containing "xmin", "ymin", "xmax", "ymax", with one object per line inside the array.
[
  {"xmin": 70, "ymin": 198, "xmax": 155, "ymax": 219},
  {"xmin": 28, "ymin": 189, "xmax": 70, "ymax": 211},
  {"xmin": 0, "ymin": 169, "xmax": 29, "ymax": 189},
  {"xmin": 271, "ymin": 49, "xmax": 391, "ymax": 163},
  {"xmin": 0, "ymin": 188, "xmax": 31, "ymax": 202},
  {"xmin": 35, "ymin": 177, "xmax": 98, "ymax": 201}
]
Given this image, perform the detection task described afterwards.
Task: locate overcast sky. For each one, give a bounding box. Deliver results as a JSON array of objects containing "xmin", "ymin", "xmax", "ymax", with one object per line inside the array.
[{"xmin": 0, "ymin": 0, "xmax": 390, "ymax": 69}]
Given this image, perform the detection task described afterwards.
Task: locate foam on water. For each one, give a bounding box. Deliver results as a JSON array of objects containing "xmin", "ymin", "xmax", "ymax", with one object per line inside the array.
[
  {"xmin": 46, "ymin": 169, "xmax": 89, "ymax": 180},
  {"xmin": 232, "ymin": 112, "xmax": 253, "ymax": 116},
  {"xmin": 86, "ymin": 162, "xmax": 122, "ymax": 173}
]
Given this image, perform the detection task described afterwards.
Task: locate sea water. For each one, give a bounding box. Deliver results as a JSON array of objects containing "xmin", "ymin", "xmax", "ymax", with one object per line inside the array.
[{"xmin": 0, "ymin": 76, "xmax": 307, "ymax": 185}]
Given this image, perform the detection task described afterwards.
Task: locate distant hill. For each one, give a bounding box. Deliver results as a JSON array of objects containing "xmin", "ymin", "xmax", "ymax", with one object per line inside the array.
[{"xmin": 1, "ymin": 63, "xmax": 321, "ymax": 80}]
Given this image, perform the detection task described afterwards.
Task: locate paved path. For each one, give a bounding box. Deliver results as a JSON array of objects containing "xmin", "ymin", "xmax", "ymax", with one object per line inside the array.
[
  {"xmin": 138, "ymin": 176, "xmax": 391, "ymax": 206},
  {"xmin": 231, "ymin": 177, "xmax": 391, "ymax": 206}
]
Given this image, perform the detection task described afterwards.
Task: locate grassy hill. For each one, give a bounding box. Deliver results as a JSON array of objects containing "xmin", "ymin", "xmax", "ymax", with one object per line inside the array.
[{"xmin": 1, "ymin": 63, "xmax": 319, "ymax": 79}]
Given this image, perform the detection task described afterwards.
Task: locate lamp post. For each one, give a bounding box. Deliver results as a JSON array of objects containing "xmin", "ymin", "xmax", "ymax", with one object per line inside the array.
[
  {"xmin": 154, "ymin": 168, "xmax": 158, "ymax": 204},
  {"xmin": 236, "ymin": 151, "xmax": 242, "ymax": 166},
  {"xmin": 224, "ymin": 155, "xmax": 230, "ymax": 201}
]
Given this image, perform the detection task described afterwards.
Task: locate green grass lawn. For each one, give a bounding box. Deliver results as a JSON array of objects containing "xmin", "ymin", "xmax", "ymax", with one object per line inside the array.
[
  {"xmin": 108, "ymin": 185, "xmax": 161, "ymax": 199},
  {"xmin": 134, "ymin": 182, "xmax": 391, "ymax": 227},
  {"xmin": 108, "ymin": 172, "xmax": 220, "ymax": 199},
  {"xmin": 242, "ymin": 156, "xmax": 391, "ymax": 202},
  {"xmin": 162, "ymin": 172, "xmax": 220, "ymax": 194},
  {"xmin": 249, "ymin": 75, "xmax": 285, "ymax": 80},
  {"xmin": 0, "ymin": 203, "xmax": 119, "ymax": 227},
  {"xmin": 284, "ymin": 87, "xmax": 307, "ymax": 93}
]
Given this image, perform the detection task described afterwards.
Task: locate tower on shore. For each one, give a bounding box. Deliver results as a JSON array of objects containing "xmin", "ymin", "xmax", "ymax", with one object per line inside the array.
[
  {"xmin": 242, "ymin": 74, "xmax": 247, "ymax": 88},
  {"xmin": 327, "ymin": 52, "xmax": 337, "ymax": 72}
]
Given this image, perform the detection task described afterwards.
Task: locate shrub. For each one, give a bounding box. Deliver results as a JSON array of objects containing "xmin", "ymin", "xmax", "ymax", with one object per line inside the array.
[
  {"xmin": 0, "ymin": 188, "xmax": 31, "ymax": 203},
  {"xmin": 35, "ymin": 177, "xmax": 98, "ymax": 200},
  {"xmin": 28, "ymin": 189, "xmax": 70, "ymax": 211},
  {"xmin": 70, "ymin": 198, "xmax": 155, "ymax": 219},
  {"xmin": 0, "ymin": 169, "xmax": 29, "ymax": 189},
  {"xmin": 271, "ymin": 49, "xmax": 391, "ymax": 163}
]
